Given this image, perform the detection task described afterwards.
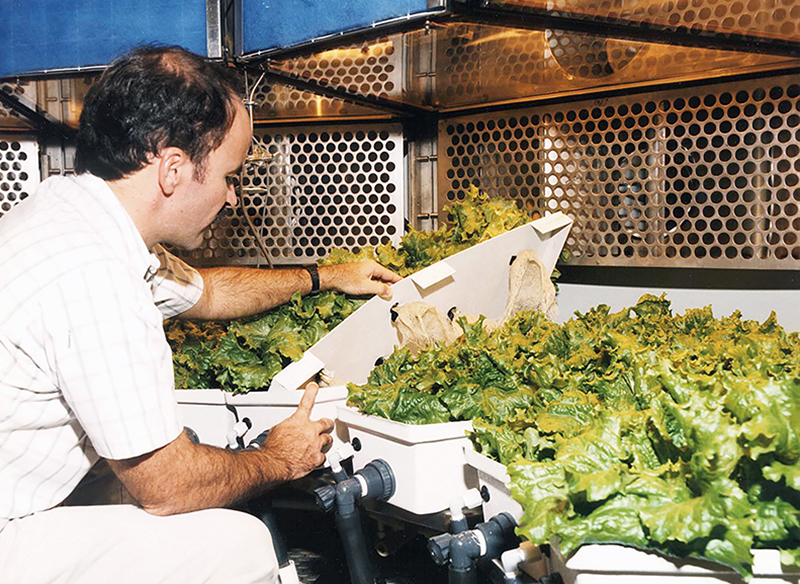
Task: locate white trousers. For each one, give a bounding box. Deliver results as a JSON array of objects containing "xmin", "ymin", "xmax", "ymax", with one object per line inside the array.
[{"xmin": 0, "ymin": 505, "xmax": 278, "ymax": 584}]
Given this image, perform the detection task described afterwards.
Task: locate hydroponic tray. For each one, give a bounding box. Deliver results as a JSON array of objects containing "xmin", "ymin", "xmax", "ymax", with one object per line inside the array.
[
  {"xmin": 282, "ymin": 212, "xmax": 573, "ymax": 389},
  {"xmin": 463, "ymin": 445, "xmax": 523, "ymax": 522},
  {"xmin": 551, "ymin": 544, "xmax": 800, "ymax": 584},
  {"xmin": 462, "ymin": 447, "xmax": 799, "ymax": 584},
  {"xmin": 175, "ymin": 386, "xmax": 350, "ymax": 449},
  {"xmin": 337, "ymin": 406, "xmax": 476, "ymax": 515}
]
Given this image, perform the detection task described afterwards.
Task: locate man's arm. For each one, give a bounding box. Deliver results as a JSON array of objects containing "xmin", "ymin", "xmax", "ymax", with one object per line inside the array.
[
  {"xmin": 181, "ymin": 260, "xmax": 401, "ymax": 321},
  {"xmin": 107, "ymin": 384, "xmax": 333, "ymax": 515}
]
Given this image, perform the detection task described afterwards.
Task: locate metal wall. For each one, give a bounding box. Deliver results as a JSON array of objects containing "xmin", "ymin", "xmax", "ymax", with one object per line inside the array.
[
  {"xmin": 4, "ymin": 66, "xmax": 799, "ymax": 275},
  {"xmin": 439, "ymin": 73, "xmax": 800, "ymax": 270},
  {"xmin": 0, "ymin": 137, "xmax": 39, "ymax": 218},
  {"xmin": 174, "ymin": 123, "xmax": 406, "ymax": 266}
]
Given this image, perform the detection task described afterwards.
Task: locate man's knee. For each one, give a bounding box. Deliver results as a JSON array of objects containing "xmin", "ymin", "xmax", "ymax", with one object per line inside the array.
[{"xmin": 203, "ymin": 509, "xmax": 279, "ymax": 584}]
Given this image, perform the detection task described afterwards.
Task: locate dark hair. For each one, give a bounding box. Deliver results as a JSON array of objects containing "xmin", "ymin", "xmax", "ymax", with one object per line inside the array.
[{"xmin": 75, "ymin": 45, "xmax": 244, "ymax": 180}]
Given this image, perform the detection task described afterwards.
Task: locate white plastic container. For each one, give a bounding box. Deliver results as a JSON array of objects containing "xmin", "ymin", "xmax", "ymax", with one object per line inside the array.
[
  {"xmin": 337, "ymin": 406, "xmax": 476, "ymax": 515},
  {"xmin": 175, "ymin": 386, "xmax": 350, "ymax": 449},
  {"xmin": 462, "ymin": 445, "xmax": 523, "ymax": 522},
  {"xmin": 175, "ymin": 389, "xmax": 235, "ymax": 447},
  {"xmin": 551, "ymin": 543, "xmax": 800, "ymax": 584},
  {"xmin": 322, "ymin": 215, "xmax": 571, "ymax": 514},
  {"xmin": 176, "ymin": 214, "xmax": 572, "ymax": 509}
]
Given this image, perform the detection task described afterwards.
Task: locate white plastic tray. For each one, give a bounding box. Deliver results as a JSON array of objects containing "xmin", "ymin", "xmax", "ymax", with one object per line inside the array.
[
  {"xmin": 288, "ymin": 213, "xmax": 573, "ymax": 389},
  {"xmin": 337, "ymin": 406, "xmax": 476, "ymax": 515},
  {"xmin": 463, "ymin": 445, "xmax": 523, "ymax": 522},
  {"xmin": 174, "ymin": 389, "xmax": 235, "ymax": 447},
  {"xmin": 553, "ymin": 543, "xmax": 800, "ymax": 583},
  {"xmin": 462, "ymin": 449, "xmax": 800, "ymax": 583},
  {"xmin": 176, "ymin": 386, "xmax": 350, "ymax": 449}
]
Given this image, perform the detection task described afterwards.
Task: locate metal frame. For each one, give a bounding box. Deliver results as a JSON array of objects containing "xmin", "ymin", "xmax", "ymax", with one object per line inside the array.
[
  {"xmin": 0, "ymin": 88, "xmax": 75, "ymax": 141},
  {"xmin": 234, "ymin": 0, "xmax": 800, "ymax": 124},
  {"xmin": 458, "ymin": 0, "xmax": 800, "ymax": 58},
  {"xmin": 249, "ymin": 66, "xmax": 434, "ymax": 121},
  {"xmin": 240, "ymin": 0, "xmax": 800, "ymax": 65},
  {"xmin": 206, "ymin": 0, "xmax": 224, "ymax": 59},
  {"xmin": 236, "ymin": 3, "xmax": 449, "ymax": 62}
]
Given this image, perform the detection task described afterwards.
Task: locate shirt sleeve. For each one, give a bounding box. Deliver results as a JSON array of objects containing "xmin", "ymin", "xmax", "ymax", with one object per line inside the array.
[
  {"xmin": 45, "ymin": 259, "xmax": 183, "ymax": 461},
  {"xmin": 150, "ymin": 245, "xmax": 204, "ymax": 319}
]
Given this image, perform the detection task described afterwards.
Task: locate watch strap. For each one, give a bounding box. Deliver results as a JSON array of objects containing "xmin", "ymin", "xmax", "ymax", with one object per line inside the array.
[{"xmin": 304, "ymin": 264, "xmax": 320, "ymax": 293}]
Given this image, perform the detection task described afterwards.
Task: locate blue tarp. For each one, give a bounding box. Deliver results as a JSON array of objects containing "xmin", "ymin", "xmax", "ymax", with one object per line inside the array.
[
  {"xmin": 241, "ymin": 0, "xmax": 437, "ymax": 55},
  {"xmin": 0, "ymin": 0, "xmax": 208, "ymax": 78}
]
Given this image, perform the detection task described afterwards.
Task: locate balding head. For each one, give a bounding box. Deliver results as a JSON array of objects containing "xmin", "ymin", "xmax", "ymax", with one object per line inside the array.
[{"xmin": 75, "ymin": 45, "xmax": 244, "ymax": 181}]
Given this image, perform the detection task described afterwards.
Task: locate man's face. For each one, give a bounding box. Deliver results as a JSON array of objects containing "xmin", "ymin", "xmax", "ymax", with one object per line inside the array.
[{"xmin": 174, "ymin": 102, "xmax": 252, "ymax": 249}]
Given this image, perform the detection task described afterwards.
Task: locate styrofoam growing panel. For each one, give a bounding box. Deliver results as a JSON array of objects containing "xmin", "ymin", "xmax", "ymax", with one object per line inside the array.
[{"xmin": 304, "ymin": 214, "xmax": 572, "ymax": 388}]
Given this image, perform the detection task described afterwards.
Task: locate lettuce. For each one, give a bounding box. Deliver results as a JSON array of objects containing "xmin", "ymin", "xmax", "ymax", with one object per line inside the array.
[
  {"xmin": 347, "ymin": 294, "xmax": 800, "ymax": 577},
  {"xmin": 167, "ymin": 186, "xmax": 539, "ymax": 393}
]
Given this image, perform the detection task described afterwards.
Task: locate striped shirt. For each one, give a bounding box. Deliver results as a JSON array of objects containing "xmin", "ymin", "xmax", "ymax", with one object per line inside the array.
[{"xmin": 0, "ymin": 174, "xmax": 203, "ymax": 531}]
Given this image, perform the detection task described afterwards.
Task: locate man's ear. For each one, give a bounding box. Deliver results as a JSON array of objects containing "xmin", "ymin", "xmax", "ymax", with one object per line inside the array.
[{"xmin": 157, "ymin": 147, "xmax": 191, "ymax": 196}]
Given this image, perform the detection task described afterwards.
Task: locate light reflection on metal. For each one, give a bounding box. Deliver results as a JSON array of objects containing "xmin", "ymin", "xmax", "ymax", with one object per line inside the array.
[
  {"xmin": 464, "ymin": 29, "xmax": 527, "ymax": 47},
  {"xmin": 311, "ymin": 41, "xmax": 394, "ymax": 62},
  {"xmin": 439, "ymin": 73, "xmax": 800, "ymax": 269},
  {"xmin": 255, "ymin": 22, "xmax": 800, "ymax": 119},
  {"xmin": 492, "ymin": 0, "xmax": 800, "ymax": 43},
  {"xmin": 425, "ymin": 23, "xmax": 800, "ymax": 111}
]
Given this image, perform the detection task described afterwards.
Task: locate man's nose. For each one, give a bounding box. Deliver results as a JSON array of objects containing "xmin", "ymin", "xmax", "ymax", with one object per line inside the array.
[{"xmin": 226, "ymin": 182, "xmax": 238, "ymax": 206}]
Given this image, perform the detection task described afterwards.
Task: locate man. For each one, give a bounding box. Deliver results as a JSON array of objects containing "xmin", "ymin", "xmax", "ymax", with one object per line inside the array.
[{"xmin": 0, "ymin": 46, "xmax": 400, "ymax": 583}]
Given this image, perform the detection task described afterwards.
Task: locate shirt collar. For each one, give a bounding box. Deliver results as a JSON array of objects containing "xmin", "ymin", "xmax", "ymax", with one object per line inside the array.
[{"xmin": 69, "ymin": 173, "xmax": 161, "ymax": 283}]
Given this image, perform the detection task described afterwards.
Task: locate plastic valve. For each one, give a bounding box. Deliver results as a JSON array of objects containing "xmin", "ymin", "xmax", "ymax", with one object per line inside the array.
[{"xmin": 313, "ymin": 484, "xmax": 337, "ymax": 514}]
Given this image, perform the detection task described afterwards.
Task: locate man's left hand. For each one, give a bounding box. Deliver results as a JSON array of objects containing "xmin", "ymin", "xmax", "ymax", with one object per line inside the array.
[{"xmin": 320, "ymin": 260, "xmax": 401, "ymax": 300}]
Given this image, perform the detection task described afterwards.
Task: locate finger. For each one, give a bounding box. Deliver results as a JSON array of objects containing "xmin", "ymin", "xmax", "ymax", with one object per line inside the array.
[
  {"xmin": 378, "ymin": 284, "xmax": 393, "ymax": 301},
  {"xmin": 315, "ymin": 416, "xmax": 335, "ymax": 434},
  {"xmin": 370, "ymin": 262, "xmax": 402, "ymax": 284},
  {"xmin": 357, "ymin": 279, "xmax": 394, "ymax": 300},
  {"xmin": 321, "ymin": 433, "xmax": 334, "ymax": 454},
  {"xmin": 296, "ymin": 383, "xmax": 320, "ymax": 416}
]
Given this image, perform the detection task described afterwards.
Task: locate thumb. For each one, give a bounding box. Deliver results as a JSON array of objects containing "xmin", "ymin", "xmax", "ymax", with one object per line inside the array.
[{"xmin": 378, "ymin": 283, "xmax": 393, "ymax": 301}]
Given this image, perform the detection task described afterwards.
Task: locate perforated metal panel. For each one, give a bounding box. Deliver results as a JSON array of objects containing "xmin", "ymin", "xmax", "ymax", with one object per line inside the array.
[
  {"xmin": 433, "ymin": 22, "xmax": 799, "ymax": 110},
  {"xmin": 495, "ymin": 0, "xmax": 800, "ymax": 42},
  {"xmin": 177, "ymin": 123, "xmax": 405, "ymax": 266},
  {"xmin": 251, "ymin": 81, "xmax": 387, "ymax": 121},
  {"xmin": 440, "ymin": 74, "xmax": 800, "ymax": 269},
  {"xmin": 0, "ymin": 137, "xmax": 39, "ymax": 218},
  {"xmin": 263, "ymin": 36, "xmax": 404, "ymax": 118}
]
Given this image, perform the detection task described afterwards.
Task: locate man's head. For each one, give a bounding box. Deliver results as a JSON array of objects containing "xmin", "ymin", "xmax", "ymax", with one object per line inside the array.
[{"xmin": 75, "ymin": 45, "xmax": 244, "ymax": 181}]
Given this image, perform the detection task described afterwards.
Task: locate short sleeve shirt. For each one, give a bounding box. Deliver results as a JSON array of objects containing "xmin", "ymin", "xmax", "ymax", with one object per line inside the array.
[{"xmin": 0, "ymin": 174, "xmax": 203, "ymax": 529}]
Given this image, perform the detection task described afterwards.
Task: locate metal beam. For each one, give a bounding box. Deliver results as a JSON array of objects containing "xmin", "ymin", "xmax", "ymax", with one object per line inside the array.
[
  {"xmin": 454, "ymin": 2, "xmax": 800, "ymax": 58},
  {"xmin": 250, "ymin": 64, "xmax": 435, "ymax": 119},
  {"xmin": 0, "ymin": 89, "xmax": 76, "ymax": 139}
]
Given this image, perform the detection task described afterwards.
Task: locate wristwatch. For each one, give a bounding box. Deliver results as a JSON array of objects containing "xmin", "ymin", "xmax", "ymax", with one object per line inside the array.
[{"xmin": 304, "ymin": 264, "xmax": 320, "ymax": 293}]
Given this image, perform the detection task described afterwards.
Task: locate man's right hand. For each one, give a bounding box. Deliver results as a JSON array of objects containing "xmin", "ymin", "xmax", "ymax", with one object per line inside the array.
[
  {"xmin": 261, "ymin": 383, "xmax": 335, "ymax": 481},
  {"xmin": 108, "ymin": 383, "xmax": 335, "ymax": 516}
]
